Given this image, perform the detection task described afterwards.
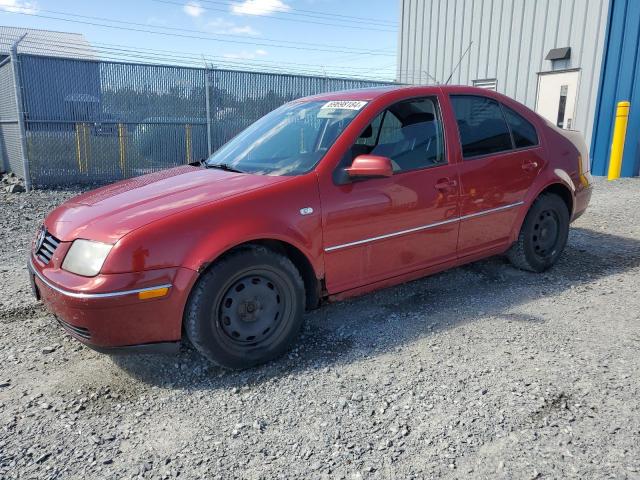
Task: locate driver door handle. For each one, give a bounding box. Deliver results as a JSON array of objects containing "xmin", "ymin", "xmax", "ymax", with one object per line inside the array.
[
  {"xmin": 522, "ymin": 160, "xmax": 539, "ymax": 172},
  {"xmin": 435, "ymin": 178, "xmax": 458, "ymax": 192}
]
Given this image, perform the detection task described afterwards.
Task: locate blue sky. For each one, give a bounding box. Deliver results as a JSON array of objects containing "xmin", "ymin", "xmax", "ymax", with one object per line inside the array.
[{"xmin": 0, "ymin": 0, "xmax": 398, "ymax": 80}]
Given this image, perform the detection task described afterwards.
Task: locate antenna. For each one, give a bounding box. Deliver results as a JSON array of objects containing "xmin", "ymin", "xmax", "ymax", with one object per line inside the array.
[{"xmin": 445, "ymin": 41, "xmax": 473, "ymax": 85}]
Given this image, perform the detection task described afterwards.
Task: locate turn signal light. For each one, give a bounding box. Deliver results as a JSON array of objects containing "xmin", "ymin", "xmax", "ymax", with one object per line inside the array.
[{"xmin": 138, "ymin": 287, "xmax": 169, "ymax": 300}]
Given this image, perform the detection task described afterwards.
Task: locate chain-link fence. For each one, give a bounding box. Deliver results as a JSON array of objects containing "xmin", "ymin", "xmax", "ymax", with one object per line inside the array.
[{"xmin": 0, "ymin": 53, "xmax": 393, "ymax": 187}]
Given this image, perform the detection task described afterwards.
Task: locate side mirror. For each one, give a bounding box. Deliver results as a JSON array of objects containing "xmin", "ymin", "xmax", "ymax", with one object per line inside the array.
[{"xmin": 345, "ymin": 155, "xmax": 393, "ymax": 178}]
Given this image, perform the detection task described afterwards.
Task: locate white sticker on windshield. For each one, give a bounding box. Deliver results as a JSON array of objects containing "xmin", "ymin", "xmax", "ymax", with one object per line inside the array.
[{"xmin": 321, "ymin": 100, "xmax": 368, "ymax": 111}]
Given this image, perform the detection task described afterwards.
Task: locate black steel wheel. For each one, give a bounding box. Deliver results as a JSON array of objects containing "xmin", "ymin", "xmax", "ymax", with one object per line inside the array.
[
  {"xmin": 217, "ymin": 271, "xmax": 288, "ymax": 347},
  {"xmin": 531, "ymin": 209, "xmax": 561, "ymax": 260},
  {"xmin": 507, "ymin": 192, "xmax": 570, "ymax": 272},
  {"xmin": 185, "ymin": 246, "xmax": 305, "ymax": 369}
]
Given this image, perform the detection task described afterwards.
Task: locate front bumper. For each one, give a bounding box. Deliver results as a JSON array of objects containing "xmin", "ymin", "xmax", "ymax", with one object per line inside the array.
[{"xmin": 28, "ymin": 258, "xmax": 196, "ymax": 353}]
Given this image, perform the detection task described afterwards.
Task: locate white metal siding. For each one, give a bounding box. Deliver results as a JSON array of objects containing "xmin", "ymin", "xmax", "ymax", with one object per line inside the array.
[
  {"xmin": 0, "ymin": 60, "xmax": 24, "ymax": 177},
  {"xmin": 397, "ymin": 0, "xmax": 610, "ymax": 145}
]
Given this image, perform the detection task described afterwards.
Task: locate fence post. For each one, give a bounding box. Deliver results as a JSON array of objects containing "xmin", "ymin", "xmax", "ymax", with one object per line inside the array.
[
  {"xmin": 185, "ymin": 124, "xmax": 192, "ymax": 164},
  {"xmin": 204, "ymin": 66, "xmax": 212, "ymax": 157},
  {"xmin": 10, "ymin": 35, "xmax": 32, "ymax": 191},
  {"xmin": 118, "ymin": 123, "xmax": 126, "ymax": 175}
]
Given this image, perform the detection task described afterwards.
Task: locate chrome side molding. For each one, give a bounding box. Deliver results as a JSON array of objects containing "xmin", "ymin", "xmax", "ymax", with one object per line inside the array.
[{"xmin": 325, "ymin": 201, "xmax": 524, "ymax": 252}]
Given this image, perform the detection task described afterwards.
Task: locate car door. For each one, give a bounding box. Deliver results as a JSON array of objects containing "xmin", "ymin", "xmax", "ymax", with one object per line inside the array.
[
  {"xmin": 319, "ymin": 96, "xmax": 460, "ymax": 294},
  {"xmin": 449, "ymin": 95, "xmax": 544, "ymax": 257}
]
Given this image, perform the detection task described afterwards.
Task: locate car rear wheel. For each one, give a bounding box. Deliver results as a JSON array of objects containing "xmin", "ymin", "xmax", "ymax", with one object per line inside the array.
[
  {"xmin": 185, "ymin": 246, "xmax": 305, "ymax": 369},
  {"xmin": 507, "ymin": 192, "xmax": 570, "ymax": 272}
]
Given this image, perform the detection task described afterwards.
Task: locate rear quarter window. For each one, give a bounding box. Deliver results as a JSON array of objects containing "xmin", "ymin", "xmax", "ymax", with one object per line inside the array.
[{"xmin": 502, "ymin": 105, "xmax": 539, "ymax": 148}]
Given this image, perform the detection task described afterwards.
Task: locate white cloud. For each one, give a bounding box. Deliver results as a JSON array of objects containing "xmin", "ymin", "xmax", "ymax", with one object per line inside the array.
[
  {"xmin": 183, "ymin": 1, "xmax": 204, "ymax": 17},
  {"xmin": 231, "ymin": 0, "xmax": 290, "ymax": 16},
  {"xmin": 223, "ymin": 49, "xmax": 269, "ymax": 60},
  {"xmin": 206, "ymin": 18, "xmax": 259, "ymax": 36},
  {"xmin": 0, "ymin": 0, "xmax": 38, "ymax": 14}
]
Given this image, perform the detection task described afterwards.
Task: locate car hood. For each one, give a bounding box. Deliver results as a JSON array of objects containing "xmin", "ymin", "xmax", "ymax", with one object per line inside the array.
[{"xmin": 45, "ymin": 165, "xmax": 290, "ymax": 243}]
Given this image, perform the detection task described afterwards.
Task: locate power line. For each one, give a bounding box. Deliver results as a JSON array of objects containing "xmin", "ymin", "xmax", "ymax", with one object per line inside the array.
[
  {"xmin": 44, "ymin": 6, "xmax": 394, "ymax": 54},
  {"xmin": 193, "ymin": 0, "xmax": 398, "ymax": 26},
  {"xmin": 1, "ymin": 9, "xmax": 396, "ymax": 57},
  {"xmin": 16, "ymin": 38, "xmax": 397, "ymax": 80},
  {"xmin": 16, "ymin": 37, "xmax": 397, "ymax": 75},
  {"xmin": 152, "ymin": 0, "xmax": 397, "ymax": 32}
]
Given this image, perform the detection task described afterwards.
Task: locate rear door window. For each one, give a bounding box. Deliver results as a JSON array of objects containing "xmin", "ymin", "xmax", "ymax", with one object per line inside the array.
[{"xmin": 450, "ymin": 95, "xmax": 513, "ymax": 158}]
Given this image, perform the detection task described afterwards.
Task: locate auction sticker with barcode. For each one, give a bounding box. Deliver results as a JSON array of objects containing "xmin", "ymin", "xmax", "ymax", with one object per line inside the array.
[{"xmin": 320, "ymin": 101, "xmax": 368, "ymax": 110}]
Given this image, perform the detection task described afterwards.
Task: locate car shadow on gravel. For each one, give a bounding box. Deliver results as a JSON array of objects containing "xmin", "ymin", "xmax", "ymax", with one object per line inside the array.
[{"xmin": 111, "ymin": 227, "xmax": 640, "ymax": 389}]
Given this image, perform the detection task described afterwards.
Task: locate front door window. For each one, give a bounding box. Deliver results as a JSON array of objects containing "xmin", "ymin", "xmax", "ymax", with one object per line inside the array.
[{"xmin": 351, "ymin": 97, "xmax": 446, "ymax": 172}]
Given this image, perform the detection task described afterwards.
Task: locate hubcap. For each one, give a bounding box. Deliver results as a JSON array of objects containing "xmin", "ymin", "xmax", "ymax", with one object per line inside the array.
[
  {"xmin": 532, "ymin": 209, "xmax": 560, "ymax": 258},
  {"xmin": 218, "ymin": 274, "xmax": 283, "ymax": 345}
]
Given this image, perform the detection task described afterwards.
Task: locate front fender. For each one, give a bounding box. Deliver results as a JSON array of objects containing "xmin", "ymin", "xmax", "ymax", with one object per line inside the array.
[{"xmin": 101, "ymin": 173, "xmax": 324, "ymax": 279}]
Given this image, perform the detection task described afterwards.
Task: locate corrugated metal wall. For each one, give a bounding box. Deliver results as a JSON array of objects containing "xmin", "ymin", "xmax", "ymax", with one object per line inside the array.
[
  {"xmin": 591, "ymin": 0, "xmax": 640, "ymax": 176},
  {"xmin": 0, "ymin": 59, "xmax": 24, "ymax": 177},
  {"xmin": 397, "ymin": 0, "xmax": 610, "ymax": 147}
]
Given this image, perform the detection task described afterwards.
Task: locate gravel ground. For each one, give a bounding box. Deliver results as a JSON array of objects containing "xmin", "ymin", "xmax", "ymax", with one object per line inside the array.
[{"xmin": 1, "ymin": 176, "xmax": 639, "ymax": 479}]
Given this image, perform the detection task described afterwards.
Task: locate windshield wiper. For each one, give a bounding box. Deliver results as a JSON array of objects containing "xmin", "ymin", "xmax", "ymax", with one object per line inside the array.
[{"xmin": 204, "ymin": 162, "xmax": 245, "ymax": 173}]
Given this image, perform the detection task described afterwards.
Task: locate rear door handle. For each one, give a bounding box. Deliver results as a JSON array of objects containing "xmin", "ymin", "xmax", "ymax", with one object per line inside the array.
[
  {"xmin": 435, "ymin": 178, "xmax": 458, "ymax": 192},
  {"xmin": 522, "ymin": 160, "xmax": 539, "ymax": 172}
]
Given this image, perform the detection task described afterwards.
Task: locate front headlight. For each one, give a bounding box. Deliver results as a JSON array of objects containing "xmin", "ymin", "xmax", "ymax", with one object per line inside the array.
[{"xmin": 62, "ymin": 239, "xmax": 113, "ymax": 277}]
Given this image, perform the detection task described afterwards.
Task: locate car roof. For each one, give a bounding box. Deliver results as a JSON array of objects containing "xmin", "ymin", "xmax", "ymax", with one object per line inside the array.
[
  {"xmin": 302, "ymin": 85, "xmax": 437, "ymax": 101},
  {"xmin": 301, "ymin": 84, "xmax": 499, "ymax": 102}
]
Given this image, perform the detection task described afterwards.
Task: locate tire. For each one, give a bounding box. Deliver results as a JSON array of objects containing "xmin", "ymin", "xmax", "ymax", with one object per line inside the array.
[
  {"xmin": 184, "ymin": 246, "xmax": 305, "ymax": 369},
  {"xmin": 507, "ymin": 193, "xmax": 570, "ymax": 272}
]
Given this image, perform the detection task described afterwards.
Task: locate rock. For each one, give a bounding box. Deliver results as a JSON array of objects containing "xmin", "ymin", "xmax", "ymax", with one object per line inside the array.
[
  {"xmin": 35, "ymin": 453, "xmax": 51, "ymax": 464},
  {"xmin": 42, "ymin": 345, "xmax": 58, "ymax": 354},
  {"xmin": 6, "ymin": 184, "xmax": 25, "ymax": 193}
]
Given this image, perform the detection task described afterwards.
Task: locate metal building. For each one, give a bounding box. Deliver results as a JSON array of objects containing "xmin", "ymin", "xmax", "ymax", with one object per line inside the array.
[
  {"xmin": 0, "ymin": 26, "xmax": 95, "ymax": 61},
  {"xmin": 397, "ymin": 0, "xmax": 640, "ymax": 177},
  {"xmin": 0, "ymin": 27, "xmax": 95, "ymax": 180}
]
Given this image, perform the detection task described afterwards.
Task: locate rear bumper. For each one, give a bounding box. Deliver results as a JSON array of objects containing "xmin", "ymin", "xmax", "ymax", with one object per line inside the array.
[
  {"xmin": 28, "ymin": 258, "xmax": 196, "ymax": 352},
  {"xmin": 572, "ymin": 182, "xmax": 593, "ymax": 222}
]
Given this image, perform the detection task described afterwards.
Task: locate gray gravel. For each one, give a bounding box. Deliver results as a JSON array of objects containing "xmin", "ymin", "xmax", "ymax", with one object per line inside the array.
[{"xmin": 1, "ymin": 175, "xmax": 639, "ymax": 479}]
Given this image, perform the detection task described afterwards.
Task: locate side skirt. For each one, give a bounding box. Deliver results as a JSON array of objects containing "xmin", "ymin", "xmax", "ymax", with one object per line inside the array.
[{"xmin": 326, "ymin": 243, "xmax": 511, "ymax": 302}]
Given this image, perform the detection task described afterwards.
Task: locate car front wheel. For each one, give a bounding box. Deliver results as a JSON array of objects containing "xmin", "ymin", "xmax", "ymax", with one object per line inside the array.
[
  {"xmin": 185, "ymin": 246, "xmax": 305, "ymax": 369},
  {"xmin": 507, "ymin": 192, "xmax": 570, "ymax": 272}
]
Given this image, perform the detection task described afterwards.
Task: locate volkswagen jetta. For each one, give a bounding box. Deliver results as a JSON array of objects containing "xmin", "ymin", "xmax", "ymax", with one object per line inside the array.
[{"xmin": 28, "ymin": 85, "xmax": 593, "ymax": 368}]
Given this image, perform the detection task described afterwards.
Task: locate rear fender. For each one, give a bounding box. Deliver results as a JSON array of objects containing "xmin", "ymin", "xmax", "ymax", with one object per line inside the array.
[{"xmin": 510, "ymin": 174, "xmax": 576, "ymax": 244}]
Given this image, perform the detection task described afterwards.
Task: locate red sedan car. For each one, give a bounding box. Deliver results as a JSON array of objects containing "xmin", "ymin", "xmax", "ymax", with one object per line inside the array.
[{"xmin": 28, "ymin": 85, "xmax": 592, "ymax": 368}]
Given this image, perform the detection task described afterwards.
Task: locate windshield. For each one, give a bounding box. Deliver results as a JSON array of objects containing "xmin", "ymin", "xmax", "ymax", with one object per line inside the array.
[{"xmin": 205, "ymin": 100, "xmax": 367, "ymax": 175}]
